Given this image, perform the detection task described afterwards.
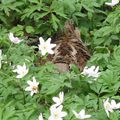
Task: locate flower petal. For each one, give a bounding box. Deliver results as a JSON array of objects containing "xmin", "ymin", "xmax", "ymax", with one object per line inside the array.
[
  {"xmin": 48, "ymin": 49, "xmax": 54, "ymax": 54},
  {"xmin": 27, "ymin": 80, "xmax": 33, "ymax": 86},
  {"xmin": 30, "ymin": 91, "xmax": 34, "ymax": 96},
  {"xmin": 9, "ymin": 32, "xmax": 14, "ymax": 42},
  {"xmin": 73, "ymin": 110, "xmax": 79, "ymax": 118},
  {"xmin": 52, "ymin": 97, "xmax": 60, "ymax": 103},
  {"xmin": 60, "ymin": 111, "xmax": 67, "ymax": 117},
  {"xmin": 111, "ymin": 100, "xmax": 116, "ymax": 108},
  {"xmin": 49, "ymin": 44, "xmax": 56, "ymax": 49},
  {"xmin": 39, "ymin": 37, "xmax": 45, "ymax": 46},
  {"xmin": 79, "ymin": 109, "xmax": 85, "ymax": 116},
  {"xmin": 25, "ymin": 87, "xmax": 31, "ymax": 91},
  {"xmin": 38, "ymin": 113, "xmax": 44, "ymax": 120},
  {"xmin": 41, "ymin": 49, "xmax": 47, "ymax": 56},
  {"xmin": 46, "ymin": 38, "xmax": 51, "ymax": 45},
  {"xmin": 16, "ymin": 74, "xmax": 23, "ymax": 78},
  {"xmin": 84, "ymin": 114, "xmax": 91, "ymax": 119}
]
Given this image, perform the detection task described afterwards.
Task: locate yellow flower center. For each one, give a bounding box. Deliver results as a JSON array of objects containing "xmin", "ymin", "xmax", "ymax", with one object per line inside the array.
[
  {"xmin": 42, "ymin": 45, "xmax": 47, "ymax": 50},
  {"xmin": 22, "ymin": 70, "xmax": 25, "ymax": 75},
  {"xmin": 54, "ymin": 111, "xmax": 59, "ymax": 119},
  {"xmin": 32, "ymin": 86, "xmax": 38, "ymax": 91},
  {"xmin": 106, "ymin": 104, "xmax": 110, "ymax": 109}
]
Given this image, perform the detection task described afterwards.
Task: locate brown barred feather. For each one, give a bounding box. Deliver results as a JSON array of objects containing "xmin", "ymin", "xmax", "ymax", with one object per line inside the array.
[{"xmin": 47, "ymin": 20, "xmax": 90, "ymax": 73}]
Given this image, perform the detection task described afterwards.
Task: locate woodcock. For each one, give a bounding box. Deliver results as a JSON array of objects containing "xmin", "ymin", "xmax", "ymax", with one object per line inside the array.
[{"xmin": 46, "ymin": 20, "xmax": 91, "ymax": 73}]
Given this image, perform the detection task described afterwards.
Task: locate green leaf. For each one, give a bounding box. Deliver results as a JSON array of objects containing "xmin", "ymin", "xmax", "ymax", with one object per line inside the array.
[
  {"xmin": 25, "ymin": 26, "xmax": 35, "ymax": 33},
  {"xmin": 51, "ymin": 14, "xmax": 59, "ymax": 31}
]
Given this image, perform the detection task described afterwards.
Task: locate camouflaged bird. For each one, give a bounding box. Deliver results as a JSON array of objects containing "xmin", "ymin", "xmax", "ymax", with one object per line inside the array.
[{"xmin": 47, "ymin": 20, "xmax": 91, "ymax": 73}]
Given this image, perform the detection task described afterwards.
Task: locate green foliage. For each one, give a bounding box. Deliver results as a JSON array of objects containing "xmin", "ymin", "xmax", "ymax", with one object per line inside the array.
[{"xmin": 1, "ymin": 0, "xmax": 120, "ymax": 120}]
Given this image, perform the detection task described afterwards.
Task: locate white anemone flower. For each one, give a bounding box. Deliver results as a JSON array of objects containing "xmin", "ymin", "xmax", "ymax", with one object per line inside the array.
[
  {"xmin": 73, "ymin": 109, "xmax": 91, "ymax": 119},
  {"xmin": 38, "ymin": 113, "xmax": 44, "ymax": 120},
  {"xmin": 38, "ymin": 37, "xmax": 56, "ymax": 56},
  {"xmin": 48, "ymin": 105, "xmax": 67, "ymax": 120},
  {"xmin": 0, "ymin": 49, "xmax": 2, "ymax": 69},
  {"xmin": 8, "ymin": 32, "xmax": 22, "ymax": 44},
  {"xmin": 52, "ymin": 91, "xmax": 64, "ymax": 106},
  {"xmin": 25, "ymin": 77, "xmax": 39, "ymax": 96},
  {"xmin": 110, "ymin": 99, "xmax": 120, "ymax": 109},
  {"xmin": 105, "ymin": 0, "xmax": 119, "ymax": 7},
  {"xmin": 82, "ymin": 66, "xmax": 100, "ymax": 80},
  {"xmin": 103, "ymin": 98, "xmax": 113, "ymax": 117},
  {"xmin": 13, "ymin": 63, "xmax": 29, "ymax": 78}
]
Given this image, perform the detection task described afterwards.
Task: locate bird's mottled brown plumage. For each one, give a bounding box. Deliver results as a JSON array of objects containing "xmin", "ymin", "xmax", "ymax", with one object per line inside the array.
[{"xmin": 47, "ymin": 20, "xmax": 90, "ymax": 73}]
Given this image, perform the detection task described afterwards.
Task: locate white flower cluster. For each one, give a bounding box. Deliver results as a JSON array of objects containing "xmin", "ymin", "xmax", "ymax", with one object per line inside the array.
[
  {"xmin": 8, "ymin": 32, "xmax": 56, "ymax": 56},
  {"xmin": 38, "ymin": 37, "xmax": 56, "ymax": 56},
  {"xmin": 8, "ymin": 32, "xmax": 42, "ymax": 96},
  {"xmin": 25, "ymin": 77, "xmax": 39, "ymax": 96},
  {"xmin": 7, "ymin": 33, "xmax": 56, "ymax": 97},
  {"xmin": 12, "ymin": 63, "xmax": 39, "ymax": 96},
  {"xmin": 103, "ymin": 98, "xmax": 120, "ymax": 117},
  {"xmin": 39, "ymin": 92, "xmax": 67, "ymax": 120},
  {"xmin": 82, "ymin": 66, "xmax": 101, "ymax": 82},
  {"xmin": 73, "ymin": 109, "xmax": 91, "ymax": 120},
  {"xmin": 38, "ymin": 92, "xmax": 92, "ymax": 120},
  {"xmin": 13, "ymin": 63, "xmax": 29, "ymax": 78},
  {"xmin": 5, "ymin": 20, "xmax": 120, "ymax": 120}
]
